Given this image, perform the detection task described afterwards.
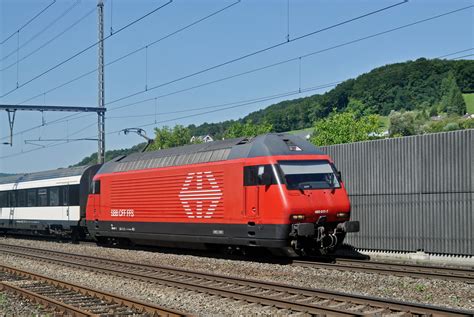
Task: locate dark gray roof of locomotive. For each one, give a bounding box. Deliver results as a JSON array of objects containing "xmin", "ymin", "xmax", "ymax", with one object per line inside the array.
[
  {"xmin": 0, "ymin": 165, "xmax": 90, "ymax": 185},
  {"xmin": 97, "ymin": 133, "xmax": 324, "ymax": 174}
]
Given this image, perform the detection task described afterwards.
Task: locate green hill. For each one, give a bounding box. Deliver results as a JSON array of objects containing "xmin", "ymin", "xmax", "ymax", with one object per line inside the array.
[
  {"xmin": 189, "ymin": 58, "xmax": 473, "ymax": 137},
  {"xmin": 75, "ymin": 58, "xmax": 473, "ymax": 166}
]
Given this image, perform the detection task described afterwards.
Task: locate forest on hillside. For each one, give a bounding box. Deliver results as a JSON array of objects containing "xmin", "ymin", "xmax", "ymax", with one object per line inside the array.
[
  {"xmin": 73, "ymin": 58, "xmax": 473, "ymax": 166},
  {"xmin": 189, "ymin": 58, "xmax": 473, "ymax": 137}
]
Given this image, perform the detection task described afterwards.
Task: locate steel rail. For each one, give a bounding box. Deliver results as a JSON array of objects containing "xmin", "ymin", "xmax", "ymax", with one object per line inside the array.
[
  {"xmin": 292, "ymin": 258, "xmax": 474, "ymax": 283},
  {"xmin": 0, "ymin": 281, "xmax": 94, "ymax": 316},
  {"xmin": 0, "ymin": 243, "xmax": 471, "ymax": 316},
  {"xmin": 0, "ymin": 263, "xmax": 186, "ymax": 316}
]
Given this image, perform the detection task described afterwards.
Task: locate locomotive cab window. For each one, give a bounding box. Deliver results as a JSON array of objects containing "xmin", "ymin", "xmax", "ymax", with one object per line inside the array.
[
  {"xmin": 278, "ymin": 160, "xmax": 341, "ymax": 190},
  {"xmin": 92, "ymin": 180, "xmax": 101, "ymax": 194},
  {"xmin": 244, "ymin": 165, "xmax": 279, "ymax": 186}
]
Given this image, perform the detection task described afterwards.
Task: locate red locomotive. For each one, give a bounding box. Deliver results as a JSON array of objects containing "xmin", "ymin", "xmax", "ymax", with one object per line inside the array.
[{"xmin": 85, "ymin": 133, "xmax": 359, "ymax": 256}]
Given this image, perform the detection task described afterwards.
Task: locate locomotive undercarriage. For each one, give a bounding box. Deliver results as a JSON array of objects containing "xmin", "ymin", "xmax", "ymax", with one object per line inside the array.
[{"xmin": 289, "ymin": 220, "xmax": 359, "ymax": 256}]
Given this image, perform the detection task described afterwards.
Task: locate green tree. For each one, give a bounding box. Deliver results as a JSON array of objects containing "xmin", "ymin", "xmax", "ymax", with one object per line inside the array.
[
  {"xmin": 442, "ymin": 122, "xmax": 461, "ymax": 132},
  {"xmin": 310, "ymin": 110, "xmax": 381, "ymax": 146},
  {"xmin": 345, "ymin": 98, "xmax": 372, "ymax": 117},
  {"xmin": 440, "ymin": 72, "xmax": 466, "ymax": 115},
  {"xmin": 224, "ymin": 121, "xmax": 273, "ymax": 138},
  {"xmin": 147, "ymin": 125, "xmax": 192, "ymax": 151},
  {"xmin": 388, "ymin": 110, "xmax": 419, "ymax": 136}
]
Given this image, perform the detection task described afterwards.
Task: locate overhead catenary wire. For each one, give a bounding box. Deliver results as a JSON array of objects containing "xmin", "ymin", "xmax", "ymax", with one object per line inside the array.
[
  {"xmin": 1, "ymin": 43, "xmax": 471, "ymax": 160},
  {"xmin": 0, "ymin": 0, "xmax": 174, "ymax": 99},
  {"xmin": 107, "ymin": 82, "xmax": 342, "ymax": 119},
  {"xmin": 105, "ymin": 0, "xmax": 409, "ymax": 107},
  {"xmin": 1, "ymin": 6, "xmax": 97, "ymax": 73},
  {"xmin": 451, "ymin": 54, "xmax": 474, "ymax": 60},
  {"xmin": 0, "ymin": 0, "xmax": 244, "ymax": 139},
  {"xmin": 0, "ymin": 0, "xmax": 57, "ymax": 45},
  {"xmin": 1, "ymin": 0, "xmax": 81, "ymax": 63},
  {"xmin": 436, "ymin": 47, "xmax": 474, "ymax": 59},
  {"xmin": 0, "ymin": 82, "xmax": 339, "ymax": 159},
  {"xmin": 1, "ymin": 0, "xmax": 403, "ymax": 100},
  {"xmin": 2, "ymin": 5, "xmax": 472, "ymax": 142},
  {"xmin": 11, "ymin": 0, "xmax": 240, "ymax": 107}
]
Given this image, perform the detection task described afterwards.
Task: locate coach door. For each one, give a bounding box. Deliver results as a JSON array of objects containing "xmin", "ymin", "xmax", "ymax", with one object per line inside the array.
[{"xmin": 62, "ymin": 186, "xmax": 70, "ymax": 222}]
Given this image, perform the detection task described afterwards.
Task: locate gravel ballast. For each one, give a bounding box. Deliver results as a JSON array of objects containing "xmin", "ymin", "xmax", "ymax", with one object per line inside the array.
[
  {"xmin": 0, "ymin": 237, "xmax": 472, "ymax": 315},
  {"xmin": 0, "ymin": 290, "xmax": 46, "ymax": 316}
]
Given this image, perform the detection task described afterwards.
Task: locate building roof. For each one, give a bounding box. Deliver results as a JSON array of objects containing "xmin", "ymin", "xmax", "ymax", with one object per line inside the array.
[
  {"xmin": 0, "ymin": 165, "xmax": 91, "ymax": 185},
  {"xmin": 97, "ymin": 133, "xmax": 324, "ymax": 174}
]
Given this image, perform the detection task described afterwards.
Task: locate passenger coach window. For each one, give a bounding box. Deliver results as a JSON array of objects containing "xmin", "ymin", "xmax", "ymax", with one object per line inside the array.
[
  {"xmin": 69, "ymin": 185, "xmax": 80, "ymax": 206},
  {"xmin": 38, "ymin": 189, "xmax": 48, "ymax": 206},
  {"xmin": 0, "ymin": 192, "xmax": 7, "ymax": 207},
  {"xmin": 49, "ymin": 188, "xmax": 59, "ymax": 206},
  {"xmin": 27, "ymin": 189, "xmax": 36, "ymax": 207},
  {"xmin": 18, "ymin": 190, "xmax": 26, "ymax": 207},
  {"xmin": 8, "ymin": 192, "xmax": 16, "ymax": 207}
]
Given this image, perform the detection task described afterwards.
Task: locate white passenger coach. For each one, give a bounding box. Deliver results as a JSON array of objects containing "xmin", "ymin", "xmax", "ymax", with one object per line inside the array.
[{"xmin": 0, "ymin": 165, "xmax": 99, "ymax": 237}]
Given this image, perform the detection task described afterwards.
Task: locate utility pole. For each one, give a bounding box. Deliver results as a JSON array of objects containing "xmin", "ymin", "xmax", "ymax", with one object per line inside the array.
[{"xmin": 97, "ymin": 0, "xmax": 105, "ymax": 164}]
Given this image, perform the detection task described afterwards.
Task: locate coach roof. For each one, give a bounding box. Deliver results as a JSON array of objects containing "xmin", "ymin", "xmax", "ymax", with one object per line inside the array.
[
  {"xmin": 0, "ymin": 165, "xmax": 90, "ymax": 185},
  {"xmin": 97, "ymin": 133, "xmax": 324, "ymax": 174}
]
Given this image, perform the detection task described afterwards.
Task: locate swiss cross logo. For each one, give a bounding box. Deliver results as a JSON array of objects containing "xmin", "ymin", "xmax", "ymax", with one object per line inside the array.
[{"xmin": 179, "ymin": 171, "xmax": 222, "ymax": 219}]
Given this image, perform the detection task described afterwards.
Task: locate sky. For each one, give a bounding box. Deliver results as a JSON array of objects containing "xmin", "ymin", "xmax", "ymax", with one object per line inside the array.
[{"xmin": 0, "ymin": 0, "xmax": 473, "ymax": 173}]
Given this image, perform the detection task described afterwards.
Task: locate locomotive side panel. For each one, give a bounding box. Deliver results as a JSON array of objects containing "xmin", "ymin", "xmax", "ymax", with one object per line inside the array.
[{"xmin": 86, "ymin": 160, "xmax": 287, "ymax": 247}]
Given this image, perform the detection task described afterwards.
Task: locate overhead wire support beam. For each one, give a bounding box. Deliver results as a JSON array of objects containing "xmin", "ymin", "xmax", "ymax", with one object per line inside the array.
[
  {"xmin": 1, "ymin": 104, "xmax": 105, "ymax": 147},
  {"xmin": 0, "ymin": 104, "xmax": 106, "ymax": 112}
]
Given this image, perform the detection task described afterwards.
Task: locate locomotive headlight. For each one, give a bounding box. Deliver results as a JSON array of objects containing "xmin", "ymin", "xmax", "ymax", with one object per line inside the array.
[
  {"xmin": 290, "ymin": 214, "xmax": 305, "ymax": 220},
  {"xmin": 336, "ymin": 212, "xmax": 350, "ymax": 218}
]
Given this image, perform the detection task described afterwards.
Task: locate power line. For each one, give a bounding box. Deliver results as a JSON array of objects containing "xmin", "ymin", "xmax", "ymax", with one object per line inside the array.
[
  {"xmin": 451, "ymin": 54, "xmax": 474, "ymax": 60},
  {"xmin": 0, "ymin": 0, "xmax": 57, "ymax": 45},
  {"xmin": 436, "ymin": 48, "xmax": 474, "ymax": 59},
  {"xmin": 1, "ymin": 0, "xmax": 404, "ymax": 100},
  {"xmin": 107, "ymin": 82, "xmax": 342, "ymax": 119},
  {"xmin": 1, "ymin": 0, "xmax": 81, "ymax": 63},
  {"xmin": 2, "ymin": 41, "xmax": 472, "ymax": 159},
  {"xmin": 0, "ymin": 0, "xmax": 243, "ymax": 139},
  {"xmin": 3, "ymin": 5, "xmax": 472, "ymax": 142},
  {"xmin": 10, "ymin": 0, "xmax": 241, "ymax": 106},
  {"xmin": 0, "ymin": 81, "xmax": 339, "ymax": 159},
  {"xmin": 105, "ymin": 0, "xmax": 409, "ymax": 106},
  {"xmin": 1, "ymin": 6, "xmax": 97, "ymax": 73},
  {"xmin": 0, "ymin": 0, "xmax": 174, "ymax": 99},
  {"xmin": 1, "ymin": 120, "xmax": 97, "ymax": 159}
]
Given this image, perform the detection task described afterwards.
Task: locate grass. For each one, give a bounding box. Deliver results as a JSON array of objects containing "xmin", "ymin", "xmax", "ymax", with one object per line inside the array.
[
  {"xmin": 463, "ymin": 93, "xmax": 474, "ymax": 114},
  {"xmin": 288, "ymin": 127, "xmax": 314, "ymax": 135}
]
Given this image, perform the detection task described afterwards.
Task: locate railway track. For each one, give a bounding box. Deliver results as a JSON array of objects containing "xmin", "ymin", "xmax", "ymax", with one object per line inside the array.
[
  {"xmin": 0, "ymin": 243, "xmax": 472, "ymax": 316},
  {"xmin": 293, "ymin": 258, "xmax": 474, "ymax": 283},
  {"xmin": 0, "ymin": 263, "xmax": 186, "ymax": 316}
]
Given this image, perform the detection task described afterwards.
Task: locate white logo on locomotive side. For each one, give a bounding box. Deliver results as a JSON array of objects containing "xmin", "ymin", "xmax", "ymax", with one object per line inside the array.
[{"xmin": 179, "ymin": 171, "xmax": 221, "ymax": 219}]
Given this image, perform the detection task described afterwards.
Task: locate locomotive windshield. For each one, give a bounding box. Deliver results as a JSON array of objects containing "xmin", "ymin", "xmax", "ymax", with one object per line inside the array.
[{"xmin": 278, "ymin": 160, "xmax": 341, "ymax": 190}]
